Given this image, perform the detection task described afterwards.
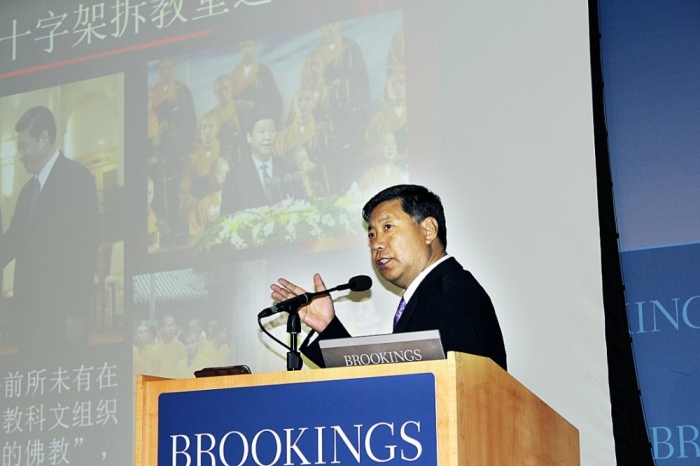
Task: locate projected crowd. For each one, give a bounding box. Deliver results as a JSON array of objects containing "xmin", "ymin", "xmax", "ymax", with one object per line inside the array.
[
  {"xmin": 133, "ymin": 316, "xmax": 230, "ymax": 379},
  {"xmin": 146, "ymin": 21, "xmax": 407, "ymax": 251}
]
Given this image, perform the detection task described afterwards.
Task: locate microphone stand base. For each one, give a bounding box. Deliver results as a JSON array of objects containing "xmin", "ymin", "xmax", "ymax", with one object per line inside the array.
[{"xmin": 287, "ymin": 351, "xmax": 303, "ymax": 371}]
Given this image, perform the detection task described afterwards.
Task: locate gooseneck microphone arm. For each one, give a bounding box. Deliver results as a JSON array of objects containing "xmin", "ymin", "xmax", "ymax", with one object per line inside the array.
[
  {"xmin": 257, "ymin": 275, "xmax": 373, "ymax": 371},
  {"xmin": 257, "ymin": 275, "xmax": 372, "ymax": 318}
]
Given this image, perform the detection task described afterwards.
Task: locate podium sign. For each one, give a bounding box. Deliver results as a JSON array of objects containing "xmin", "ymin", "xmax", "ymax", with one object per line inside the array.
[{"xmin": 158, "ymin": 374, "xmax": 438, "ymax": 465}]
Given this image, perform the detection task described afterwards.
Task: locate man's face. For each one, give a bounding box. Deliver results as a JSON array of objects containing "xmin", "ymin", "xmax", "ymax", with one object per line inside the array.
[
  {"xmin": 375, "ymin": 132, "xmax": 397, "ymax": 161},
  {"xmin": 388, "ymin": 74, "xmax": 406, "ymax": 102},
  {"xmin": 185, "ymin": 335, "xmax": 199, "ymax": 357},
  {"xmin": 162, "ymin": 317, "xmax": 177, "ymax": 340},
  {"xmin": 200, "ymin": 118, "xmax": 218, "ymax": 146},
  {"xmin": 158, "ymin": 59, "xmax": 174, "ymax": 83},
  {"xmin": 135, "ymin": 326, "xmax": 150, "ymax": 346},
  {"xmin": 322, "ymin": 22, "xmax": 341, "ymax": 41},
  {"xmin": 239, "ymin": 40, "xmax": 256, "ymax": 62},
  {"xmin": 367, "ymin": 199, "xmax": 432, "ymax": 290},
  {"xmin": 17, "ymin": 129, "xmax": 51, "ymax": 175},
  {"xmin": 307, "ymin": 55, "xmax": 325, "ymax": 80},
  {"xmin": 294, "ymin": 92, "xmax": 314, "ymax": 119},
  {"xmin": 214, "ymin": 78, "xmax": 233, "ymax": 105},
  {"xmin": 247, "ymin": 118, "xmax": 276, "ymax": 161}
]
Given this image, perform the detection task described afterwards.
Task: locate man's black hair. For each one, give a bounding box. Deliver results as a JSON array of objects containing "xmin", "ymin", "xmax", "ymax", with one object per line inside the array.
[
  {"xmin": 15, "ymin": 106, "xmax": 57, "ymax": 143},
  {"xmin": 362, "ymin": 184, "xmax": 447, "ymax": 250},
  {"xmin": 245, "ymin": 107, "xmax": 277, "ymax": 136}
]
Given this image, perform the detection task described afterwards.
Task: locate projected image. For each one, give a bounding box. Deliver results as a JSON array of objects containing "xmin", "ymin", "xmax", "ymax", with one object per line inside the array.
[
  {"xmin": 132, "ymin": 269, "xmax": 232, "ymax": 378},
  {"xmin": 0, "ymin": 75, "xmax": 125, "ymax": 357},
  {"xmin": 146, "ymin": 11, "xmax": 407, "ymax": 256}
]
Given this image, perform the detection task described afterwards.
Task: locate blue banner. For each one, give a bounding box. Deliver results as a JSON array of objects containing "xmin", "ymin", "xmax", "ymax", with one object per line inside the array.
[
  {"xmin": 622, "ymin": 243, "xmax": 700, "ymax": 461},
  {"xmin": 158, "ymin": 373, "xmax": 438, "ymax": 465}
]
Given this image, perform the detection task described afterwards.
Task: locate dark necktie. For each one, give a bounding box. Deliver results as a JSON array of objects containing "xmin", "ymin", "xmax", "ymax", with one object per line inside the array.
[
  {"xmin": 393, "ymin": 297, "xmax": 407, "ymax": 329},
  {"xmin": 28, "ymin": 177, "xmax": 41, "ymax": 216},
  {"xmin": 260, "ymin": 164, "xmax": 271, "ymax": 181},
  {"xmin": 260, "ymin": 164, "xmax": 272, "ymax": 200}
]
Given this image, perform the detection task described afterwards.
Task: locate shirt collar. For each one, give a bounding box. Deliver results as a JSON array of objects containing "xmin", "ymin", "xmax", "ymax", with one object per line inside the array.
[
  {"xmin": 252, "ymin": 154, "xmax": 273, "ymax": 172},
  {"xmin": 403, "ymin": 254, "xmax": 451, "ymax": 303},
  {"xmin": 36, "ymin": 150, "xmax": 60, "ymax": 190}
]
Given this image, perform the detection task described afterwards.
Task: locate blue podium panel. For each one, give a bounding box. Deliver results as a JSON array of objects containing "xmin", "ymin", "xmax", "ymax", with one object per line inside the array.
[{"xmin": 158, "ymin": 373, "xmax": 438, "ymax": 466}]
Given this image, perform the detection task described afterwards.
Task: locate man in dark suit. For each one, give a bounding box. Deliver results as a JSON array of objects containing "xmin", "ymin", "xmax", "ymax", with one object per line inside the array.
[
  {"xmin": 220, "ymin": 111, "xmax": 299, "ymax": 215},
  {"xmin": 0, "ymin": 106, "xmax": 99, "ymax": 356},
  {"xmin": 271, "ymin": 184, "xmax": 507, "ymax": 370}
]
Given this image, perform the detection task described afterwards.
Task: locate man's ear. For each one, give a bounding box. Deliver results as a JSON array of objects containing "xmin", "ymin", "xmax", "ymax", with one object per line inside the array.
[
  {"xmin": 246, "ymin": 132, "xmax": 252, "ymax": 144},
  {"xmin": 422, "ymin": 217, "xmax": 439, "ymax": 244},
  {"xmin": 38, "ymin": 130, "xmax": 50, "ymax": 147}
]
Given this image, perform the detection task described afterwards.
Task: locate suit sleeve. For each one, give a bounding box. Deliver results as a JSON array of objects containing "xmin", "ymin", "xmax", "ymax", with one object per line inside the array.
[
  {"xmin": 220, "ymin": 173, "xmax": 236, "ymax": 215},
  {"xmin": 299, "ymin": 316, "xmax": 351, "ymax": 368},
  {"xmin": 421, "ymin": 293, "xmax": 507, "ymax": 371}
]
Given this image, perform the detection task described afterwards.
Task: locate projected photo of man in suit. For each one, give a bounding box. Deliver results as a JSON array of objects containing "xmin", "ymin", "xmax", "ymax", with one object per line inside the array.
[
  {"xmin": 220, "ymin": 110, "xmax": 301, "ymax": 215},
  {"xmin": 271, "ymin": 184, "xmax": 507, "ymax": 370},
  {"xmin": 0, "ymin": 106, "xmax": 99, "ymax": 356}
]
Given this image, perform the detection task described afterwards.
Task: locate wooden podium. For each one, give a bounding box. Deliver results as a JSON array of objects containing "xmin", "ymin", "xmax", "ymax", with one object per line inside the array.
[{"xmin": 136, "ymin": 352, "xmax": 579, "ymax": 465}]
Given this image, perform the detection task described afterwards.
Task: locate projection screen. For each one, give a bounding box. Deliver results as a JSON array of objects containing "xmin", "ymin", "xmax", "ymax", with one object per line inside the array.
[{"xmin": 0, "ymin": 1, "xmax": 614, "ymax": 464}]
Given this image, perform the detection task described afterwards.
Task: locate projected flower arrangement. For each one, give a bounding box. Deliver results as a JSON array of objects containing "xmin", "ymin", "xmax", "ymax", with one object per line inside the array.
[{"xmin": 193, "ymin": 188, "xmax": 367, "ymax": 254}]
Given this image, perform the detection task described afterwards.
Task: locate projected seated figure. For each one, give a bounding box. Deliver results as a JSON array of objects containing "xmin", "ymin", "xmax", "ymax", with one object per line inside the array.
[
  {"xmin": 358, "ymin": 131, "xmax": 407, "ymax": 194},
  {"xmin": 0, "ymin": 106, "xmax": 99, "ymax": 356},
  {"xmin": 301, "ymin": 50, "xmax": 330, "ymax": 123},
  {"xmin": 179, "ymin": 115, "xmax": 221, "ymax": 232},
  {"xmin": 386, "ymin": 27, "xmax": 405, "ymax": 78},
  {"xmin": 290, "ymin": 145, "xmax": 329, "ymax": 201},
  {"xmin": 188, "ymin": 157, "xmax": 230, "ymax": 240},
  {"xmin": 274, "ymin": 89, "xmax": 319, "ymax": 159},
  {"xmin": 201, "ymin": 324, "xmax": 231, "ymax": 367},
  {"xmin": 187, "ymin": 318, "xmax": 209, "ymax": 355},
  {"xmin": 151, "ymin": 315, "xmax": 187, "ymax": 378},
  {"xmin": 147, "ymin": 176, "xmax": 167, "ymax": 253},
  {"xmin": 365, "ymin": 71, "xmax": 407, "ymax": 159},
  {"xmin": 133, "ymin": 323, "xmax": 154, "ymax": 375},
  {"xmin": 176, "ymin": 331, "xmax": 213, "ymax": 379},
  {"xmin": 312, "ymin": 22, "xmax": 370, "ymax": 138},
  {"xmin": 308, "ymin": 22, "xmax": 371, "ymax": 194},
  {"xmin": 230, "ymin": 40, "xmax": 283, "ymax": 129},
  {"xmin": 149, "ymin": 58, "xmax": 197, "ymax": 245},
  {"xmin": 202, "ymin": 74, "xmax": 243, "ymax": 162},
  {"xmin": 220, "ymin": 110, "xmax": 299, "ymax": 215}
]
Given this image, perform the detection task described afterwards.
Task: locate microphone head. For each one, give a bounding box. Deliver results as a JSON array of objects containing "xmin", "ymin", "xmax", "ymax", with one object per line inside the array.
[
  {"xmin": 284, "ymin": 173, "xmax": 293, "ymax": 183},
  {"xmin": 348, "ymin": 275, "xmax": 372, "ymax": 292}
]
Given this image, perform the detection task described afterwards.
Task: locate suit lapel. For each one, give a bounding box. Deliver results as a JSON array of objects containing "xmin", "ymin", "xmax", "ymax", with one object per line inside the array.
[
  {"xmin": 31, "ymin": 153, "xmax": 66, "ymax": 218},
  {"xmin": 245, "ymin": 155, "xmax": 267, "ymax": 203},
  {"xmin": 393, "ymin": 257, "xmax": 459, "ymax": 333}
]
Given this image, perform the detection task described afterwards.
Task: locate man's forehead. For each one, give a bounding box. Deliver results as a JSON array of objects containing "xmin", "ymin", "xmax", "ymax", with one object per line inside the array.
[
  {"xmin": 368, "ymin": 213, "xmax": 391, "ymax": 229},
  {"xmin": 368, "ymin": 199, "xmax": 405, "ymax": 226}
]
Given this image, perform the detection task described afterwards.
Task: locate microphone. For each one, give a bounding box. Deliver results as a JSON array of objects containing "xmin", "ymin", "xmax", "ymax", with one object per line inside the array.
[
  {"xmin": 272, "ymin": 176, "xmax": 284, "ymax": 203},
  {"xmin": 283, "ymin": 173, "xmax": 296, "ymax": 199},
  {"xmin": 333, "ymin": 274, "xmax": 372, "ymax": 292},
  {"xmin": 263, "ymin": 176, "xmax": 275, "ymax": 204},
  {"xmin": 293, "ymin": 171, "xmax": 308, "ymax": 201},
  {"xmin": 258, "ymin": 275, "xmax": 373, "ymax": 318}
]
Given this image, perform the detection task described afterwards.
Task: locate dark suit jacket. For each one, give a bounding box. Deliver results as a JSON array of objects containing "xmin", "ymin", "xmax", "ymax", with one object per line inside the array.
[
  {"xmin": 0, "ymin": 153, "xmax": 99, "ymax": 353},
  {"xmin": 300, "ymin": 257, "xmax": 507, "ymax": 370},
  {"xmin": 220, "ymin": 154, "xmax": 299, "ymax": 215}
]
